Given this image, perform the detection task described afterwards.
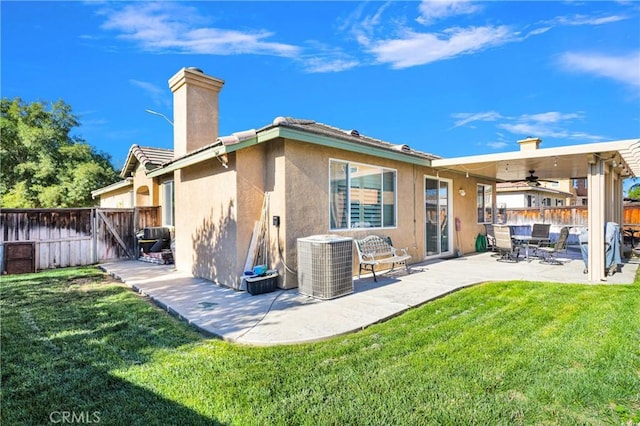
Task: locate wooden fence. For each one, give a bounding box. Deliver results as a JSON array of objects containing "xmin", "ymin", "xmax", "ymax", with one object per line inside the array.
[
  {"xmin": 503, "ymin": 204, "xmax": 640, "ymax": 227},
  {"xmin": 503, "ymin": 206, "xmax": 588, "ymax": 227},
  {"xmin": 501, "ymin": 204, "xmax": 640, "ymax": 244},
  {"xmin": 1, "ymin": 207, "xmax": 160, "ymax": 273}
]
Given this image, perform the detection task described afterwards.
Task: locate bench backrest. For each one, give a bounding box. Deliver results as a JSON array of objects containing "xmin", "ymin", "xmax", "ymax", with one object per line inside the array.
[{"xmin": 355, "ymin": 235, "xmax": 393, "ymax": 260}]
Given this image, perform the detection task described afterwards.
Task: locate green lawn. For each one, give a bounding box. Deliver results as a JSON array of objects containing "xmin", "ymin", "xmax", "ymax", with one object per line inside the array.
[{"xmin": 1, "ymin": 267, "xmax": 639, "ymax": 425}]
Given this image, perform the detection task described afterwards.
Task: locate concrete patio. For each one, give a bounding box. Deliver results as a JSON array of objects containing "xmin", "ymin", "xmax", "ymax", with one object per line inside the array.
[{"xmin": 101, "ymin": 247, "xmax": 638, "ymax": 346}]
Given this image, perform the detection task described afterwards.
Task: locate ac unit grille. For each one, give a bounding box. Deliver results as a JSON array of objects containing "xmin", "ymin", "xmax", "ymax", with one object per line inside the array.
[{"xmin": 297, "ymin": 236, "xmax": 353, "ymax": 299}]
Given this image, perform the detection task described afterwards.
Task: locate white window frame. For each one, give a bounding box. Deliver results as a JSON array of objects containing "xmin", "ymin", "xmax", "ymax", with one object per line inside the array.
[
  {"xmin": 162, "ymin": 180, "xmax": 174, "ymax": 227},
  {"xmin": 329, "ymin": 159, "xmax": 397, "ymax": 231},
  {"xmin": 477, "ymin": 184, "xmax": 493, "ymax": 224},
  {"xmin": 424, "ymin": 175, "xmax": 453, "ymax": 258}
]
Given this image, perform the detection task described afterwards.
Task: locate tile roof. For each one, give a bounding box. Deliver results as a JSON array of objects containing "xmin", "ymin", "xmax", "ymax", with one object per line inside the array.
[
  {"xmin": 264, "ymin": 117, "xmax": 440, "ymax": 161},
  {"xmin": 120, "ymin": 144, "xmax": 174, "ymax": 178},
  {"xmin": 147, "ymin": 116, "xmax": 440, "ymax": 176}
]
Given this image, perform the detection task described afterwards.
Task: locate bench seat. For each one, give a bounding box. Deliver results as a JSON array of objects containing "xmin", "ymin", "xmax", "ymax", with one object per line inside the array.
[{"xmin": 355, "ymin": 235, "xmax": 411, "ymax": 282}]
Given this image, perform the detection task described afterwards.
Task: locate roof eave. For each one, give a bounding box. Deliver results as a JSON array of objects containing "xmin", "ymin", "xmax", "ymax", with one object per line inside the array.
[
  {"xmin": 147, "ymin": 126, "xmax": 433, "ymax": 177},
  {"xmin": 277, "ymin": 126, "xmax": 432, "ymax": 166},
  {"xmin": 91, "ymin": 178, "xmax": 133, "ymax": 198},
  {"xmin": 433, "ymin": 139, "xmax": 640, "ymax": 176}
]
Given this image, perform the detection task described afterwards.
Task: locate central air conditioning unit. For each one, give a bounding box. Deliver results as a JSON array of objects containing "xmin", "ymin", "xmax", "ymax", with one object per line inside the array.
[{"xmin": 297, "ymin": 235, "xmax": 354, "ymax": 300}]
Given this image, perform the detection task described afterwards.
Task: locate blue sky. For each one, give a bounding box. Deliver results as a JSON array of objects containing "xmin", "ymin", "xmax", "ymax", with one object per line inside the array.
[{"xmin": 2, "ymin": 1, "xmax": 639, "ymax": 172}]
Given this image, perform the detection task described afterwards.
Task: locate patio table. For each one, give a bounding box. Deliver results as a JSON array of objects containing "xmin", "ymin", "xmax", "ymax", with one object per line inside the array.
[{"xmin": 512, "ymin": 235, "xmax": 533, "ymax": 261}]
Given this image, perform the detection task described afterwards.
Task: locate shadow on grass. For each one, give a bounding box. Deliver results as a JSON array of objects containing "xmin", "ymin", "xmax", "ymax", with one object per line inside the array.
[{"xmin": 1, "ymin": 267, "xmax": 220, "ymax": 425}]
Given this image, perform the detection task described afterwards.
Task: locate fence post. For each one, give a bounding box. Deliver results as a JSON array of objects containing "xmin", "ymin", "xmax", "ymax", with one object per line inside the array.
[{"xmin": 91, "ymin": 208, "xmax": 98, "ymax": 264}]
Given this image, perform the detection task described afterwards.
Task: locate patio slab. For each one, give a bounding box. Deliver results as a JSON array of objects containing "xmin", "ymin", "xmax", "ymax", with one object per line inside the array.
[{"xmin": 101, "ymin": 248, "xmax": 637, "ymax": 346}]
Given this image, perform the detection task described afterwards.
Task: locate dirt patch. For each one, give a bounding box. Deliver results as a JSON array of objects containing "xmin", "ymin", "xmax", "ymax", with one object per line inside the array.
[{"xmin": 65, "ymin": 274, "xmax": 123, "ymax": 290}]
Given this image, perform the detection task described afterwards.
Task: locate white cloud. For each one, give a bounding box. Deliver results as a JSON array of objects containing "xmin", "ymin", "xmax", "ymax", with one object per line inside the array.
[
  {"xmin": 349, "ymin": 2, "xmax": 635, "ymax": 70},
  {"xmin": 302, "ymin": 57, "xmax": 360, "ymax": 74},
  {"xmin": 486, "ymin": 140, "xmax": 509, "ymax": 149},
  {"xmin": 520, "ymin": 112, "xmax": 584, "ymax": 124},
  {"xmin": 498, "ymin": 112, "xmax": 604, "ymax": 141},
  {"xmin": 558, "ymin": 51, "xmax": 640, "ymax": 89},
  {"xmin": 368, "ymin": 25, "xmax": 513, "ymax": 69},
  {"xmin": 416, "ymin": 0, "xmax": 481, "ymax": 26},
  {"xmin": 454, "ymin": 110, "xmax": 605, "ymax": 142},
  {"xmin": 549, "ymin": 14, "xmax": 629, "ymax": 27},
  {"xmin": 130, "ymin": 79, "xmax": 163, "ymax": 96},
  {"xmin": 451, "ymin": 111, "xmax": 503, "ymax": 128},
  {"xmin": 130, "ymin": 79, "xmax": 170, "ymax": 108},
  {"xmin": 98, "ymin": 2, "xmax": 300, "ymax": 57}
]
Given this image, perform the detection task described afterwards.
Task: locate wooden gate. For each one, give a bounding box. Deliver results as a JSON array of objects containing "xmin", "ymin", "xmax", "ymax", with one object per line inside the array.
[{"xmin": 1, "ymin": 207, "xmax": 160, "ymax": 273}]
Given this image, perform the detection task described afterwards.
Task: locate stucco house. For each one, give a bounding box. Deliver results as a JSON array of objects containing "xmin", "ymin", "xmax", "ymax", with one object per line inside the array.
[
  {"xmin": 93, "ymin": 67, "xmax": 639, "ymax": 284},
  {"xmin": 496, "ymin": 181, "xmax": 576, "ymax": 209},
  {"xmin": 91, "ymin": 144, "xmax": 174, "ymax": 226}
]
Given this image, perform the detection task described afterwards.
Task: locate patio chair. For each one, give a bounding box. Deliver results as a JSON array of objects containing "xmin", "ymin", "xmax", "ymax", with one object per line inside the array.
[
  {"xmin": 493, "ymin": 225, "xmax": 520, "ymax": 262},
  {"xmin": 538, "ymin": 227, "xmax": 569, "ymax": 265},
  {"xmin": 529, "ymin": 223, "xmax": 551, "ymax": 256},
  {"xmin": 484, "ymin": 224, "xmax": 497, "ymax": 252}
]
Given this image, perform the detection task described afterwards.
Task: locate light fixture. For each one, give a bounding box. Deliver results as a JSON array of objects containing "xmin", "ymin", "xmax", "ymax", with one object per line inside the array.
[
  {"xmin": 458, "ymin": 188, "xmax": 466, "ymax": 197},
  {"xmin": 466, "ymin": 171, "xmax": 469, "ymax": 178},
  {"xmin": 554, "ymin": 157, "xmax": 557, "ymax": 167},
  {"xmin": 505, "ymin": 163, "xmax": 509, "ymax": 172},
  {"xmin": 145, "ymin": 109, "xmax": 174, "ymax": 126},
  {"xmin": 217, "ymin": 154, "xmax": 229, "ymax": 168}
]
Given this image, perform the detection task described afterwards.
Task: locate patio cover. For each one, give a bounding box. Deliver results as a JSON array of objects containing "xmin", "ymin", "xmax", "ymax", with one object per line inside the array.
[{"xmin": 432, "ymin": 139, "xmax": 640, "ymax": 282}]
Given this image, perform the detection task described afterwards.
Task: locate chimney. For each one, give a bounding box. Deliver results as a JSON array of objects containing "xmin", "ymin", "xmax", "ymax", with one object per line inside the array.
[
  {"xmin": 169, "ymin": 67, "xmax": 225, "ymax": 158},
  {"xmin": 517, "ymin": 137, "xmax": 541, "ymax": 151}
]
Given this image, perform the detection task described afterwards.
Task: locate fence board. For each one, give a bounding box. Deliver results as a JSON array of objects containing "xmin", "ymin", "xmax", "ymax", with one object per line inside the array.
[
  {"xmin": 1, "ymin": 207, "xmax": 160, "ymax": 272},
  {"xmin": 504, "ymin": 206, "xmax": 588, "ymax": 227}
]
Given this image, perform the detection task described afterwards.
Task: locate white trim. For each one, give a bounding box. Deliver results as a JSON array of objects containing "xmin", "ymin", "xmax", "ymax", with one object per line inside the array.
[
  {"xmin": 476, "ymin": 183, "xmax": 493, "ymax": 224},
  {"xmin": 328, "ymin": 158, "xmax": 398, "ymax": 231},
  {"xmin": 91, "ymin": 178, "xmax": 133, "ymax": 198},
  {"xmin": 424, "ymin": 175, "xmax": 453, "ymax": 259},
  {"xmin": 432, "ymin": 139, "xmax": 640, "ymax": 174}
]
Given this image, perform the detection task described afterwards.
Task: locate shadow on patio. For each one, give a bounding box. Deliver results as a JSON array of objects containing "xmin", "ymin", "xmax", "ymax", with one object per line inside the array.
[{"xmin": 101, "ymin": 248, "xmax": 638, "ymax": 346}]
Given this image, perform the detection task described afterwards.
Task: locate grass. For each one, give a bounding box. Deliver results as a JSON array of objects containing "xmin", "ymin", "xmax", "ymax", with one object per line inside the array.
[{"xmin": 1, "ymin": 267, "xmax": 639, "ymax": 425}]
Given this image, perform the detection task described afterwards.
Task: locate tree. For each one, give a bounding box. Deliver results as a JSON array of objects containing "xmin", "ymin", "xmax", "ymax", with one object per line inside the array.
[
  {"xmin": 628, "ymin": 181, "xmax": 640, "ymax": 200},
  {"xmin": 1, "ymin": 98, "xmax": 119, "ymax": 207}
]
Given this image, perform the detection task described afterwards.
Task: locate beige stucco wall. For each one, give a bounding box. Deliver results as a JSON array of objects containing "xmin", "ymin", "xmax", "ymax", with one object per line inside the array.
[
  {"xmin": 132, "ymin": 162, "xmax": 160, "ymax": 206},
  {"xmin": 454, "ymin": 176, "xmax": 495, "ymax": 253},
  {"xmin": 172, "ymin": 137, "xmax": 496, "ymax": 290},
  {"xmin": 97, "ymin": 186, "xmax": 133, "ymax": 208},
  {"xmin": 272, "ymin": 140, "xmax": 494, "ymax": 288},
  {"xmin": 174, "ymin": 158, "xmax": 239, "ymax": 286}
]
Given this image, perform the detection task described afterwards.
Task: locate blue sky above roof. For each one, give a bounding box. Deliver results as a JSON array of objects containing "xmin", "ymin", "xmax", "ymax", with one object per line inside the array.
[{"xmin": 2, "ymin": 1, "xmax": 638, "ymax": 172}]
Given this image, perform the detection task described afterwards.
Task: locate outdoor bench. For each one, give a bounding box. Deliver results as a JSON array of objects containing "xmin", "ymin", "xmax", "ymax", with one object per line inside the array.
[{"xmin": 355, "ymin": 235, "xmax": 411, "ymax": 282}]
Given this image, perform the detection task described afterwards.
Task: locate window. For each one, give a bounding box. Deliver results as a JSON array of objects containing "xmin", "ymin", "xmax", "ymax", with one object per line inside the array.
[
  {"xmin": 162, "ymin": 180, "xmax": 174, "ymax": 226},
  {"xmin": 526, "ymin": 195, "xmax": 534, "ymax": 208},
  {"xmin": 477, "ymin": 184, "xmax": 493, "ymax": 223},
  {"xmin": 330, "ymin": 160, "xmax": 396, "ymax": 229}
]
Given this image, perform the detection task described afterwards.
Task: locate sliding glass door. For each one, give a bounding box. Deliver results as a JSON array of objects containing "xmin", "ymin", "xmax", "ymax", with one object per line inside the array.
[{"xmin": 425, "ymin": 176, "xmax": 452, "ymax": 257}]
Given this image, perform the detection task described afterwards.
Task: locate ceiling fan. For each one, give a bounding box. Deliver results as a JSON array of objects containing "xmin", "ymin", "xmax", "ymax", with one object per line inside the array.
[{"xmin": 508, "ymin": 170, "xmax": 558, "ymax": 187}]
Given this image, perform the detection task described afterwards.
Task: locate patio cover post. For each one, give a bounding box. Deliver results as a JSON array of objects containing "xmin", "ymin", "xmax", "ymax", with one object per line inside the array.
[{"xmin": 587, "ymin": 158, "xmax": 606, "ymax": 281}]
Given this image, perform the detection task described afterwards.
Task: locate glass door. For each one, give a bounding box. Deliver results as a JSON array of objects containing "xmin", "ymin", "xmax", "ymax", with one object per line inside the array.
[{"xmin": 425, "ymin": 176, "xmax": 452, "ymax": 257}]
